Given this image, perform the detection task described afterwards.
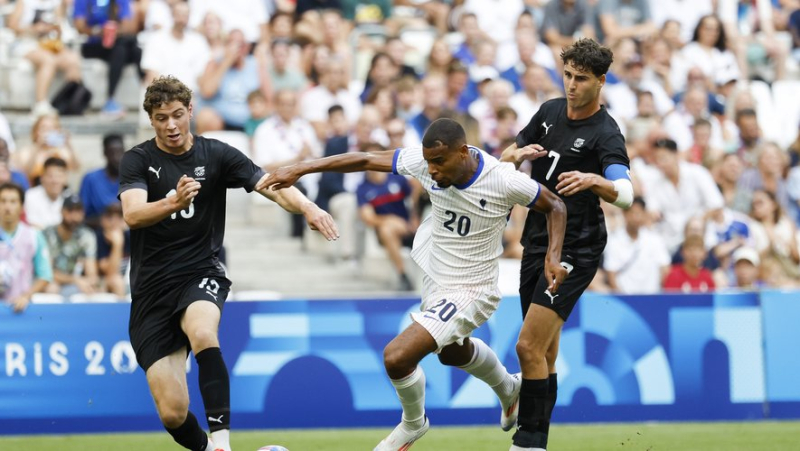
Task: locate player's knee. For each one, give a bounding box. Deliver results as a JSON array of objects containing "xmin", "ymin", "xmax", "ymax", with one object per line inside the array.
[
  {"xmin": 187, "ymin": 328, "xmax": 219, "ymax": 352},
  {"xmin": 545, "ymin": 346, "xmax": 558, "ymax": 365},
  {"xmin": 383, "ymin": 345, "xmax": 412, "ymax": 377},
  {"xmin": 516, "ymin": 337, "xmax": 546, "ymax": 365},
  {"xmin": 156, "ymin": 398, "xmax": 189, "ymax": 428}
]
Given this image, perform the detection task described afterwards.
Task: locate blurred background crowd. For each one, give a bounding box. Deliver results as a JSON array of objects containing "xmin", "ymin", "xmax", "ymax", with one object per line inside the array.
[{"xmin": 2, "ymin": 0, "xmax": 800, "ymax": 306}]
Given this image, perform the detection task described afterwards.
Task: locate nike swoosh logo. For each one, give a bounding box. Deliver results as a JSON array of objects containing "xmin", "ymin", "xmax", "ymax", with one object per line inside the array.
[{"xmin": 430, "ymin": 183, "xmax": 444, "ymax": 191}]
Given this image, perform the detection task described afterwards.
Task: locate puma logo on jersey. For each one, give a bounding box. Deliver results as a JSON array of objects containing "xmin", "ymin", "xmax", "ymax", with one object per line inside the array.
[
  {"xmin": 148, "ymin": 166, "xmax": 161, "ymax": 179},
  {"xmin": 542, "ymin": 122, "xmax": 553, "ymax": 135},
  {"xmin": 544, "ymin": 289, "xmax": 559, "ymax": 304},
  {"xmin": 208, "ymin": 415, "xmax": 224, "ymax": 424}
]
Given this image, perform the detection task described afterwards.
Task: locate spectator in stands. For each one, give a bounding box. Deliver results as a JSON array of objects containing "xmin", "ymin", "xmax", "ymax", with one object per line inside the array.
[
  {"xmin": 730, "ymin": 246, "xmax": 764, "ymax": 290},
  {"xmin": 188, "ymin": 0, "xmax": 269, "ymax": 45},
  {"xmin": 42, "ymin": 194, "xmax": 98, "ymax": 297},
  {"xmin": 95, "ymin": 203, "xmax": 129, "ymax": 297},
  {"xmin": 501, "ymin": 28, "xmax": 557, "ymax": 92},
  {"xmin": 453, "ymin": 12, "xmax": 485, "ymax": 65},
  {"xmin": 604, "ymin": 197, "xmax": 671, "ymax": 294},
  {"xmin": 318, "ymin": 9, "xmax": 353, "ymax": 80},
  {"xmin": 79, "ymin": 134, "xmax": 125, "ymax": 227},
  {"xmin": 649, "ymin": 0, "xmax": 713, "ymax": 44},
  {"xmin": 462, "ymin": 0, "xmax": 525, "ymax": 70},
  {"xmin": 300, "ymin": 58, "xmax": 361, "ymax": 138},
  {"xmin": 269, "ymin": 38, "xmax": 309, "ymax": 93},
  {"xmin": 0, "ymin": 182, "xmax": 52, "ymax": 312},
  {"xmin": 327, "ymin": 105, "xmax": 351, "ymax": 140},
  {"xmin": 140, "ymin": 0, "xmax": 210, "ymax": 92},
  {"xmin": 0, "ymin": 139, "xmax": 28, "ymax": 191},
  {"xmin": 604, "ymin": 56, "xmax": 674, "ymax": 121},
  {"xmin": 316, "ymin": 106, "xmax": 384, "ymax": 263},
  {"xmin": 733, "ymin": 108, "xmax": 763, "ymax": 167},
  {"xmin": 487, "ymin": 107, "xmax": 520, "ymax": 157},
  {"xmin": 469, "ymin": 79, "xmax": 515, "ymax": 152},
  {"xmin": 409, "ymin": 74, "xmax": 447, "ymax": 141},
  {"xmin": 683, "ymin": 119, "xmax": 717, "ymax": 168},
  {"xmin": 644, "ymin": 138, "xmax": 724, "ymax": 252},
  {"xmin": 244, "ymin": 90, "xmax": 270, "ymax": 137},
  {"xmin": 719, "ymin": 0, "xmax": 787, "ymax": 82},
  {"xmin": 641, "ymin": 37, "xmax": 681, "ymax": 98},
  {"xmin": 391, "ymin": 0, "xmax": 450, "ymax": 33},
  {"xmin": 196, "ymin": 29, "xmax": 269, "ymax": 135},
  {"xmin": 24, "ymin": 157, "xmax": 68, "ymax": 230},
  {"xmin": 0, "ymin": 111, "xmax": 15, "ymax": 154},
  {"xmin": 8, "ymin": 0, "xmax": 85, "ymax": 117},
  {"xmin": 197, "ymin": 11, "xmax": 226, "ymax": 61},
  {"xmin": 660, "ymin": 18, "xmax": 685, "ymax": 51},
  {"xmin": 714, "ymin": 153, "xmax": 745, "ymax": 208},
  {"xmin": 74, "ymin": 0, "xmax": 143, "ymax": 117},
  {"xmin": 595, "ymin": 0, "xmax": 658, "ymax": 46},
  {"xmin": 680, "ymin": 15, "xmax": 741, "ymax": 88},
  {"xmin": 366, "ymin": 87, "xmax": 398, "ymax": 127},
  {"xmin": 443, "ymin": 61, "xmax": 470, "ymax": 114},
  {"xmin": 748, "ymin": 189, "xmax": 800, "ymax": 279},
  {"xmin": 356, "ymin": 144, "xmax": 416, "ymax": 291},
  {"xmin": 12, "ymin": 113, "xmax": 78, "ymax": 184},
  {"xmin": 663, "ymin": 234, "xmax": 716, "ymax": 292},
  {"xmin": 425, "ymin": 37, "xmax": 454, "ymax": 78},
  {"xmin": 790, "ymin": 8, "xmax": 800, "ymax": 63},
  {"xmin": 509, "ymin": 64, "xmax": 561, "ymax": 123},
  {"xmin": 253, "ymin": 89, "xmax": 322, "ymax": 203},
  {"xmin": 360, "ymin": 52, "xmax": 400, "ymax": 103},
  {"xmin": 384, "ymin": 36, "xmax": 419, "ymax": 80},
  {"xmin": 662, "ymin": 85, "xmax": 725, "ymax": 153},
  {"xmin": 540, "ymin": 0, "xmax": 596, "ymax": 53},
  {"xmin": 733, "ymin": 142, "xmax": 794, "ymax": 216}
]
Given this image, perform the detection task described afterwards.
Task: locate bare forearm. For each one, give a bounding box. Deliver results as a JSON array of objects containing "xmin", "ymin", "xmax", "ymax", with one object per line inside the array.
[
  {"xmin": 293, "ymin": 151, "xmax": 393, "ymax": 176},
  {"xmin": 590, "ymin": 176, "xmax": 619, "ymax": 204},
  {"xmin": 258, "ymin": 185, "xmax": 313, "ymax": 214},
  {"xmin": 500, "ymin": 143, "xmax": 522, "ymax": 168},
  {"xmin": 544, "ymin": 200, "xmax": 566, "ymax": 263},
  {"xmin": 123, "ymin": 197, "xmax": 181, "ymax": 229}
]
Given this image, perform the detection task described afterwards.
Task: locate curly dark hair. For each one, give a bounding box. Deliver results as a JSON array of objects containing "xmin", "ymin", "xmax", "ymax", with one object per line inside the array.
[
  {"xmin": 560, "ymin": 38, "xmax": 614, "ymax": 77},
  {"xmin": 143, "ymin": 76, "xmax": 193, "ymax": 117}
]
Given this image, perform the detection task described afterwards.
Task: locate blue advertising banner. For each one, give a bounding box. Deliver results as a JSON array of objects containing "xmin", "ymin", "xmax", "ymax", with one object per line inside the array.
[{"xmin": 1, "ymin": 292, "xmax": 797, "ymax": 434}]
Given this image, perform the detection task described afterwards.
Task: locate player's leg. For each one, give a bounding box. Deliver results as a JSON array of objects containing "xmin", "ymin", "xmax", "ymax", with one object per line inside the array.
[
  {"xmin": 147, "ymin": 349, "xmax": 215, "ymax": 451},
  {"xmin": 512, "ymin": 303, "xmax": 562, "ymax": 451},
  {"xmin": 181, "ymin": 300, "xmax": 230, "ymax": 451},
  {"xmin": 375, "ymin": 322, "xmax": 438, "ymax": 451},
  {"xmin": 439, "ymin": 337, "xmax": 521, "ymax": 431},
  {"xmin": 537, "ymin": 331, "xmax": 561, "ymax": 443}
]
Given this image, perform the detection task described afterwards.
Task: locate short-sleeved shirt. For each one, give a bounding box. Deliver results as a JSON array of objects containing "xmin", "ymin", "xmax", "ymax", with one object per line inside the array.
[
  {"xmin": 79, "ymin": 168, "xmax": 120, "ymax": 220},
  {"xmin": 356, "ymin": 173, "xmax": 411, "ymax": 220},
  {"xmin": 595, "ymin": 0, "xmax": 651, "ymax": 42},
  {"xmin": 393, "ymin": 145, "xmax": 540, "ymax": 289},
  {"xmin": 73, "ymin": 0, "xmax": 133, "ymax": 26},
  {"xmin": 118, "ymin": 136, "xmax": 263, "ymax": 296},
  {"xmin": 541, "ymin": 0, "xmax": 592, "ymax": 40},
  {"xmin": 42, "ymin": 225, "xmax": 97, "ymax": 275},
  {"xmin": 515, "ymin": 98, "xmax": 630, "ymax": 266}
]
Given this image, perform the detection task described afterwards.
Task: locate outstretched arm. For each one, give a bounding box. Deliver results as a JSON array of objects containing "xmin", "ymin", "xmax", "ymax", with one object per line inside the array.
[
  {"xmin": 556, "ymin": 164, "xmax": 633, "ymax": 209},
  {"xmin": 529, "ymin": 185, "xmax": 569, "ymax": 293},
  {"xmin": 255, "ymin": 149, "xmax": 396, "ymax": 191},
  {"xmin": 257, "ymin": 185, "xmax": 339, "ymax": 241}
]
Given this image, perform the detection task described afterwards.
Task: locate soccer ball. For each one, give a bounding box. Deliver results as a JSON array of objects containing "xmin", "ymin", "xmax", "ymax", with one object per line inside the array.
[{"xmin": 257, "ymin": 447, "xmax": 289, "ymax": 451}]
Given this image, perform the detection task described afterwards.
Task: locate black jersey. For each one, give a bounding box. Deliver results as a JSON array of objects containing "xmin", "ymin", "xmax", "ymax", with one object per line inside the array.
[
  {"xmin": 118, "ymin": 136, "xmax": 264, "ymax": 295},
  {"xmin": 515, "ymin": 98, "xmax": 629, "ymax": 265}
]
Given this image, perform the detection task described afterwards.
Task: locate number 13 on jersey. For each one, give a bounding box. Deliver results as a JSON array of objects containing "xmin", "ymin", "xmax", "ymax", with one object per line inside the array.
[{"xmin": 165, "ymin": 189, "xmax": 195, "ymax": 219}]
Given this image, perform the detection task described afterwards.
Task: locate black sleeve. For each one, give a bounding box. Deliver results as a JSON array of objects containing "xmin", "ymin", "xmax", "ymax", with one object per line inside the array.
[
  {"xmin": 220, "ymin": 143, "xmax": 265, "ymax": 191},
  {"xmin": 516, "ymin": 105, "xmax": 543, "ymax": 148},
  {"xmin": 118, "ymin": 148, "xmax": 149, "ymax": 198},
  {"xmin": 597, "ymin": 129, "xmax": 630, "ymax": 172}
]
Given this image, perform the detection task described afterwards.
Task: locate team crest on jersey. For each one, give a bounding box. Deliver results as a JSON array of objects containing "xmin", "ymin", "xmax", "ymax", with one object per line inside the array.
[
  {"xmin": 573, "ymin": 138, "xmax": 585, "ymax": 148},
  {"xmin": 194, "ymin": 166, "xmax": 205, "ymax": 178}
]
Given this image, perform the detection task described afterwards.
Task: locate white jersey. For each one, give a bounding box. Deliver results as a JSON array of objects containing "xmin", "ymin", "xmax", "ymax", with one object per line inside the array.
[{"xmin": 393, "ymin": 146, "xmax": 541, "ymax": 289}]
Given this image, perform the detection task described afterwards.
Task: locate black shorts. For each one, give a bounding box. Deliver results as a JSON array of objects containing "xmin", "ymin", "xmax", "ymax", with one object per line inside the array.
[
  {"xmin": 519, "ymin": 252, "xmax": 598, "ymax": 321},
  {"xmin": 129, "ymin": 274, "xmax": 231, "ymax": 371}
]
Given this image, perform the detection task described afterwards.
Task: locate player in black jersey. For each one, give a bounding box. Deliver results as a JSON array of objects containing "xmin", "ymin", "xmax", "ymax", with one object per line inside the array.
[
  {"xmin": 119, "ymin": 76, "xmax": 338, "ymax": 451},
  {"xmin": 501, "ymin": 39, "xmax": 633, "ymax": 451}
]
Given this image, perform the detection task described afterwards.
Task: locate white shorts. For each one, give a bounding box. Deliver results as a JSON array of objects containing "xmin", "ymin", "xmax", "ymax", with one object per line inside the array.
[{"xmin": 410, "ymin": 275, "xmax": 501, "ymax": 353}]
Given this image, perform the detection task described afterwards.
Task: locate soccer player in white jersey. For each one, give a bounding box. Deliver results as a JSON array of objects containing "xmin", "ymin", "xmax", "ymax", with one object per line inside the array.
[{"xmin": 258, "ymin": 118, "xmax": 568, "ymax": 451}]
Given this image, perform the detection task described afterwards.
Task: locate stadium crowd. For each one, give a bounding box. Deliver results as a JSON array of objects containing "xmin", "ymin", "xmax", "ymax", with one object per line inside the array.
[{"xmin": 2, "ymin": 0, "xmax": 800, "ymax": 308}]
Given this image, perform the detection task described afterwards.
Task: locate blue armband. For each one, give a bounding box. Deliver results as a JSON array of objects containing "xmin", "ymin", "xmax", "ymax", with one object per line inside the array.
[{"xmin": 604, "ymin": 164, "xmax": 631, "ymax": 181}]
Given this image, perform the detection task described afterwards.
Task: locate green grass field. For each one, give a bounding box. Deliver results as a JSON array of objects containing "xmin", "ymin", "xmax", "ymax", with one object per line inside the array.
[{"xmin": 2, "ymin": 421, "xmax": 799, "ymax": 451}]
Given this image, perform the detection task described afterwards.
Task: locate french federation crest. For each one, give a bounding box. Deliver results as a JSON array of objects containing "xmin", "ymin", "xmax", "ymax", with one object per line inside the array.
[
  {"xmin": 194, "ymin": 166, "xmax": 205, "ymax": 177},
  {"xmin": 574, "ymin": 138, "xmax": 585, "ymax": 148}
]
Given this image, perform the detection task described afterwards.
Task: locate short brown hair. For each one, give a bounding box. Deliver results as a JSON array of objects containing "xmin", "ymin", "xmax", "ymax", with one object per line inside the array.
[
  {"xmin": 561, "ymin": 38, "xmax": 613, "ymax": 77},
  {"xmin": 143, "ymin": 76, "xmax": 192, "ymax": 117},
  {"xmin": 0, "ymin": 182, "xmax": 24, "ymax": 204}
]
